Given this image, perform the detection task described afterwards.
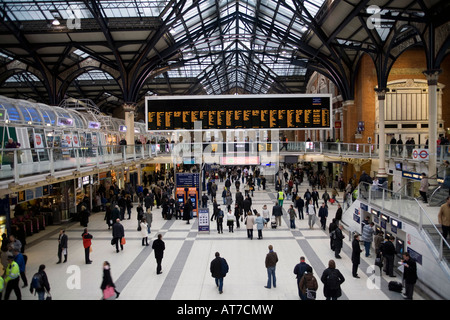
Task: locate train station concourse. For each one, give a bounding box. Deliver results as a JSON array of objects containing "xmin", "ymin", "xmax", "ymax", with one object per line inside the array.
[{"xmin": 0, "ymin": 0, "xmax": 449, "ymax": 307}]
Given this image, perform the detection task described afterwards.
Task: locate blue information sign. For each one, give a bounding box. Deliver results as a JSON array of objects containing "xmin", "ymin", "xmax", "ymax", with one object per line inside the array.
[{"xmin": 198, "ymin": 208, "xmax": 210, "ymax": 232}]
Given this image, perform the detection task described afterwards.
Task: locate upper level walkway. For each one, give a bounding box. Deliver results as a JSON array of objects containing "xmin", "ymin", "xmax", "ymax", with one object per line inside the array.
[{"xmin": 0, "ymin": 141, "xmax": 447, "ymax": 194}]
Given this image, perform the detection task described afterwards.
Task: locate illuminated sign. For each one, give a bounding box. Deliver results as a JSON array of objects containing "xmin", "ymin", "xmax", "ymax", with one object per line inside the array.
[
  {"xmin": 57, "ymin": 117, "xmax": 74, "ymax": 127},
  {"xmin": 145, "ymin": 94, "xmax": 332, "ymax": 131},
  {"xmin": 220, "ymin": 156, "xmax": 260, "ymax": 165},
  {"xmin": 88, "ymin": 121, "xmax": 101, "ymax": 129},
  {"xmin": 119, "ymin": 125, "xmax": 127, "ymax": 132}
]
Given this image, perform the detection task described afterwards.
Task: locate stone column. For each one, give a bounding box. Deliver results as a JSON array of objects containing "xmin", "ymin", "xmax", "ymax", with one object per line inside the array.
[
  {"xmin": 375, "ymin": 88, "xmax": 389, "ymax": 179},
  {"xmin": 423, "ymin": 69, "xmax": 441, "ymax": 180},
  {"xmin": 342, "ymin": 100, "xmax": 354, "ymax": 143},
  {"xmin": 123, "ymin": 103, "xmax": 137, "ymax": 147}
]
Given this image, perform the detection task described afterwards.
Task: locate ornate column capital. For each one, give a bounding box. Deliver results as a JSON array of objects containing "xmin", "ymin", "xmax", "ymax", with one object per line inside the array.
[
  {"xmin": 123, "ymin": 102, "xmax": 137, "ymax": 114},
  {"xmin": 374, "ymin": 87, "xmax": 389, "ymax": 100},
  {"xmin": 423, "ymin": 69, "xmax": 442, "ymax": 86}
]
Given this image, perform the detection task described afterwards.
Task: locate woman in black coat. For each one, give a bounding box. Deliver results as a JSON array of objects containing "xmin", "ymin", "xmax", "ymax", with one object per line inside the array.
[
  {"xmin": 183, "ymin": 201, "xmax": 192, "ymax": 224},
  {"xmin": 321, "ymin": 259, "xmax": 345, "ymax": 300},
  {"xmin": 100, "ymin": 261, "xmax": 120, "ymax": 299}
]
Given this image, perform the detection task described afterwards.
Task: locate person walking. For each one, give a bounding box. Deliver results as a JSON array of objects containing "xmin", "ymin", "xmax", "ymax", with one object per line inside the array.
[
  {"xmin": 438, "ymin": 196, "xmax": 450, "ymax": 244},
  {"xmin": 234, "ymin": 203, "xmax": 242, "ymax": 229},
  {"xmin": 335, "ymin": 203, "xmax": 343, "ymax": 222},
  {"xmin": 112, "ymin": 219, "xmax": 125, "ymax": 253},
  {"xmin": 255, "ymin": 212, "xmax": 265, "ymax": 239},
  {"xmin": 100, "ymin": 261, "xmax": 120, "ymax": 299},
  {"xmin": 210, "ymin": 252, "xmax": 228, "ymax": 294},
  {"xmin": 183, "ymin": 200, "xmax": 192, "ymax": 224},
  {"xmin": 4, "ymin": 253, "xmax": 21, "ymax": 300},
  {"xmin": 332, "ymin": 225, "xmax": 345, "ymax": 259},
  {"xmin": 299, "ymin": 266, "xmax": 318, "ymax": 300},
  {"xmin": 272, "ymin": 202, "xmax": 283, "ymax": 227},
  {"xmin": 262, "ymin": 204, "xmax": 270, "ymax": 227},
  {"xmin": 145, "ymin": 208, "xmax": 153, "ymax": 234},
  {"xmin": 277, "ymin": 190, "xmax": 285, "ymax": 207},
  {"xmin": 264, "ymin": 245, "xmax": 278, "ymax": 289},
  {"xmin": 293, "ymin": 256, "xmax": 311, "ymax": 299},
  {"xmin": 152, "ymin": 234, "xmax": 165, "ymax": 275},
  {"xmin": 351, "ymin": 233, "xmax": 362, "ymax": 278},
  {"xmin": 29, "ymin": 264, "xmax": 50, "ymax": 300},
  {"xmin": 12, "ymin": 248, "xmax": 27, "ymax": 288},
  {"xmin": 140, "ymin": 219, "xmax": 149, "ymax": 246},
  {"xmin": 81, "ymin": 228, "xmax": 93, "ymax": 264},
  {"xmin": 245, "ymin": 211, "xmax": 255, "ymax": 240},
  {"xmin": 318, "ymin": 202, "xmax": 328, "ymax": 230},
  {"xmin": 307, "ymin": 200, "xmax": 316, "ymax": 229},
  {"xmin": 401, "ymin": 252, "xmax": 418, "ymax": 300},
  {"xmin": 57, "ymin": 229, "xmax": 68, "ymax": 264},
  {"xmin": 328, "ymin": 218, "xmax": 338, "ymax": 251},
  {"xmin": 361, "ymin": 222, "xmax": 375, "ymax": 257},
  {"xmin": 226, "ymin": 209, "xmax": 235, "ymax": 233},
  {"xmin": 380, "ymin": 236, "xmax": 397, "ymax": 277},
  {"xmin": 287, "ymin": 204, "xmax": 297, "ymax": 229},
  {"xmin": 419, "ymin": 173, "xmax": 429, "ymax": 203},
  {"xmin": 320, "ymin": 259, "xmax": 345, "ymax": 300},
  {"xmin": 295, "ymin": 196, "xmax": 304, "ymax": 220}
]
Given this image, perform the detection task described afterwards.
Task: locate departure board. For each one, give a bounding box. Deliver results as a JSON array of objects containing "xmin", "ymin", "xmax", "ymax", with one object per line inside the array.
[{"xmin": 146, "ymin": 94, "xmax": 332, "ymax": 131}]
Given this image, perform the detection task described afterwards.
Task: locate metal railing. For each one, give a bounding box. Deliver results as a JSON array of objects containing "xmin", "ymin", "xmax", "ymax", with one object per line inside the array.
[
  {"xmin": 0, "ymin": 140, "xmax": 448, "ymax": 185},
  {"xmin": 358, "ymin": 181, "xmax": 449, "ymax": 262}
]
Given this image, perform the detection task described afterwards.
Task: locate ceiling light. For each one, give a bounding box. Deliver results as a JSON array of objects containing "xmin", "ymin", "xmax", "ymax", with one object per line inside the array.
[{"xmin": 52, "ymin": 18, "xmax": 60, "ymax": 26}]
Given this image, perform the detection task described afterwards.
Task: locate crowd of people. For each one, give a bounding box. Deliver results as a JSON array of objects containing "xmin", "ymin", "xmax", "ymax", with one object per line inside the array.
[{"xmin": 0, "ymin": 164, "xmax": 422, "ymax": 301}]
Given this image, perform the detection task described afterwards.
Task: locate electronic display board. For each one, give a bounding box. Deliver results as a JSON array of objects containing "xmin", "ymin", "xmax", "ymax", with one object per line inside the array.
[{"xmin": 146, "ymin": 94, "xmax": 332, "ymax": 131}]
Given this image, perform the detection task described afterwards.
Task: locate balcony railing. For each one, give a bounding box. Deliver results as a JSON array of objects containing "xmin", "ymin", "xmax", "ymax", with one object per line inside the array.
[{"xmin": 0, "ymin": 141, "xmax": 447, "ymax": 186}]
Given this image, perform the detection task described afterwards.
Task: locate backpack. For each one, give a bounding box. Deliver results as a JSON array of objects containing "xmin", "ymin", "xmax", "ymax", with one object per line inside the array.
[
  {"xmin": 221, "ymin": 258, "xmax": 229, "ymax": 276},
  {"xmin": 326, "ymin": 270, "xmax": 340, "ymax": 290},
  {"xmin": 31, "ymin": 272, "xmax": 43, "ymax": 290}
]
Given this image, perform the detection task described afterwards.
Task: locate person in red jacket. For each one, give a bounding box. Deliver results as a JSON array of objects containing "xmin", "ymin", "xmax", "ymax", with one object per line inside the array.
[{"xmin": 82, "ymin": 228, "xmax": 93, "ymax": 264}]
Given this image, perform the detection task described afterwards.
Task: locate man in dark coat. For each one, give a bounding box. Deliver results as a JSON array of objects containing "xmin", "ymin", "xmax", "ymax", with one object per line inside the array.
[
  {"xmin": 272, "ymin": 202, "xmax": 283, "ymax": 227},
  {"xmin": 183, "ymin": 200, "xmax": 192, "ymax": 224},
  {"xmin": 210, "ymin": 252, "xmax": 228, "ymax": 294},
  {"xmin": 318, "ymin": 203, "xmax": 328, "ymax": 230},
  {"xmin": 351, "ymin": 233, "xmax": 362, "ymax": 278},
  {"xmin": 112, "ymin": 219, "xmax": 125, "ymax": 253},
  {"xmin": 57, "ymin": 229, "xmax": 68, "ymax": 264},
  {"xmin": 380, "ymin": 236, "xmax": 396, "ymax": 277},
  {"xmin": 332, "ymin": 225, "xmax": 345, "ymax": 259},
  {"xmin": 152, "ymin": 234, "xmax": 165, "ymax": 275},
  {"xmin": 401, "ymin": 252, "xmax": 418, "ymax": 299}
]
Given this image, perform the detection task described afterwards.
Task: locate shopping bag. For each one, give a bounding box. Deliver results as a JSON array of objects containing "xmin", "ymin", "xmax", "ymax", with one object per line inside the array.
[
  {"xmin": 121, "ymin": 237, "xmax": 126, "ymax": 245},
  {"xmin": 103, "ymin": 286, "xmax": 115, "ymax": 299}
]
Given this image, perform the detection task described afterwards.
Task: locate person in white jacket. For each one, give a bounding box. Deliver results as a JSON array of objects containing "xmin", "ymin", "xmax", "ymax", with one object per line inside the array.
[
  {"xmin": 307, "ymin": 200, "xmax": 316, "ymax": 229},
  {"xmin": 226, "ymin": 209, "xmax": 235, "ymax": 233},
  {"xmin": 140, "ymin": 218, "xmax": 149, "ymax": 246}
]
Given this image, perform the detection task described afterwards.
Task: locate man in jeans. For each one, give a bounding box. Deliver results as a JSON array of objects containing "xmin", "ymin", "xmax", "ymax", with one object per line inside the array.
[
  {"xmin": 210, "ymin": 252, "xmax": 228, "ymax": 294},
  {"xmin": 264, "ymin": 245, "xmax": 279, "ymax": 289}
]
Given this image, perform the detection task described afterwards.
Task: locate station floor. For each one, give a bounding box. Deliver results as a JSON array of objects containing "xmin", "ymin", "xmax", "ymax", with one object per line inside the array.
[{"xmin": 10, "ymin": 180, "xmax": 427, "ymax": 301}]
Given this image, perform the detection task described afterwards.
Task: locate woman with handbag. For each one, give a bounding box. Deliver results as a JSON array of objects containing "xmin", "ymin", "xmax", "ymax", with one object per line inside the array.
[
  {"xmin": 299, "ymin": 266, "xmax": 318, "ymax": 300},
  {"xmin": 101, "ymin": 261, "xmax": 120, "ymax": 300}
]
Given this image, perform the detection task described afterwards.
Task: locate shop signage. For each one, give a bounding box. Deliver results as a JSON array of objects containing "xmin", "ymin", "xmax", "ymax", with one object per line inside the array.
[
  {"xmin": 402, "ymin": 171, "xmax": 422, "ymax": 181},
  {"xmin": 412, "ymin": 149, "xmax": 429, "ymax": 160}
]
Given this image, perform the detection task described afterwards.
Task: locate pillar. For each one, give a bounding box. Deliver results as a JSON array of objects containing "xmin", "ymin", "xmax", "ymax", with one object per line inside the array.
[
  {"xmin": 342, "ymin": 100, "xmax": 354, "ymax": 143},
  {"xmin": 123, "ymin": 103, "xmax": 137, "ymax": 146},
  {"xmin": 375, "ymin": 88, "xmax": 389, "ymax": 179},
  {"xmin": 423, "ymin": 69, "xmax": 441, "ymax": 180}
]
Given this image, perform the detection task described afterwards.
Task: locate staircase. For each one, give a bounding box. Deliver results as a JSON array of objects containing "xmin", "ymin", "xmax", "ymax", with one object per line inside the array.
[
  {"xmin": 429, "ymin": 185, "xmax": 449, "ymax": 207},
  {"xmin": 422, "ymin": 225, "xmax": 450, "ymax": 266}
]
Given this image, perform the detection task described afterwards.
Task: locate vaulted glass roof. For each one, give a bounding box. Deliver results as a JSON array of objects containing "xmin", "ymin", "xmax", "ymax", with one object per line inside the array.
[{"xmin": 0, "ymin": 0, "xmax": 447, "ymax": 113}]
